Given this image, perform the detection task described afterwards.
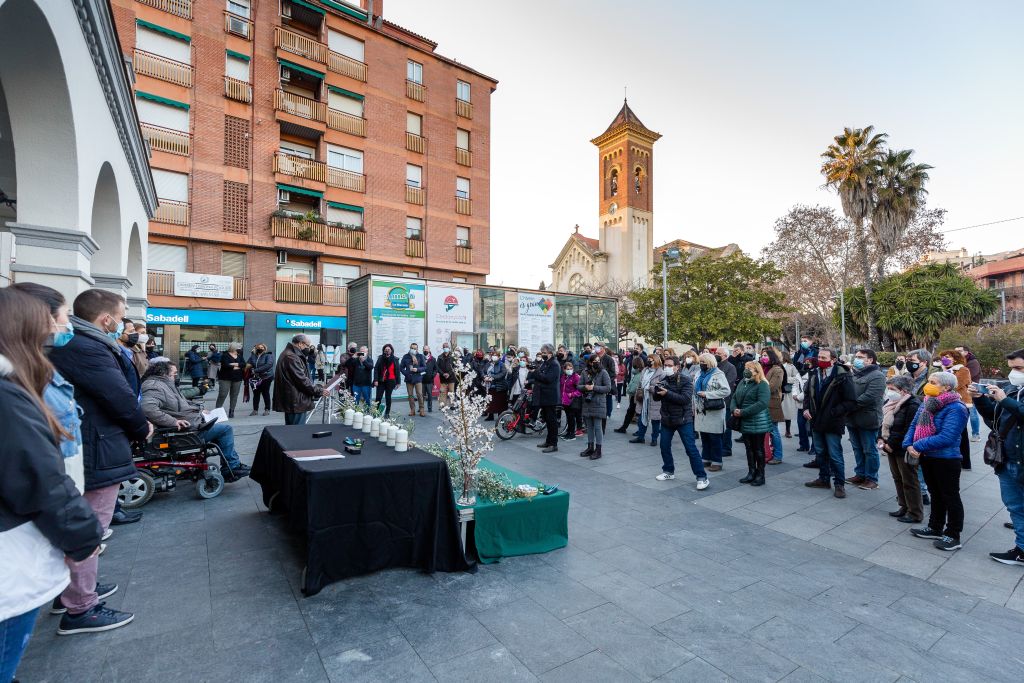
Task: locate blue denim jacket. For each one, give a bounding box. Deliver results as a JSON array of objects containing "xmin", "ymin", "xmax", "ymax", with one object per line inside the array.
[{"xmin": 43, "ymin": 369, "xmax": 83, "ymax": 459}]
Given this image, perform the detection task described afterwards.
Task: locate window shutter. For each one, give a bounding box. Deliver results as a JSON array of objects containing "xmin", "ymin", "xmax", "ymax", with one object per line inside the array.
[
  {"xmin": 328, "ymin": 90, "xmax": 363, "ymax": 116},
  {"xmin": 149, "ymin": 243, "xmax": 187, "ymax": 271},
  {"xmin": 322, "ymin": 263, "xmax": 360, "ymax": 284},
  {"xmin": 226, "ymin": 55, "xmax": 249, "ymax": 81},
  {"xmin": 327, "ymin": 30, "xmax": 364, "ymax": 61},
  {"xmin": 136, "ymin": 98, "xmax": 189, "ymax": 131},
  {"xmin": 406, "ymin": 112, "xmax": 421, "ymax": 135},
  {"xmin": 136, "ymin": 26, "xmax": 191, "ymax": 63},
  {"xmin": 406, "ymin": 164, "xmax": 422, "ymax": 186},
  {"xmin": 456, "ymin": 129, "xmax": 470, "ymax": 149},
  {"xmin": 221, "ymin": 251, "xmax": 247, "ymax": 277},
  {"xmin": 151, "ymin": 169, "xmax": 189, "ymax": 201}
]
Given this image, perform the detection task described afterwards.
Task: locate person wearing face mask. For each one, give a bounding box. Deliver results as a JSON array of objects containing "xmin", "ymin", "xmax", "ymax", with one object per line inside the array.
[
  {"xmin": 344, "ymin": 346, "xmax": 374, "ymax": 408},
  {"xmin": 132, "ymin": 322, "xmax": 152, "ymax": 371},
  {"xmin": 780, "ymin": 351, "xmax": 799, "ymax": 438},
  {"xmin": 482, "ymin": 350, "xmax": 510, "ymax": 421},
  {"xmin": 421, "ymin": 346, "xmax": 438, "ymax": 413},
  {"xmin": 372, "ymin": 343, "xmax": 400, "ymax": 418},
  {"xmin": 559, "ymin": 360, "xmax": 583, "ymax": 442},
  {"xmin": 938, "ymin": 348, "xmax": 974, "ymax": 470},
  {"xmin": 400, "ymin": 342, "xmax": 427, "ymax": 417},
  {"xmin": 802, "ymin": 348, "xmax": 857, "ymax": 498},
  {"xmin": 206, "ymin": 343, "xmax": 222, "ymax": 388},
  {"xmin": 904, "ymin": 371, "xmax": 969, "ymax": 551},
  {"xmin": 972, "ymin": 348, "xmax": 1024, "ymax": 566},
  {"xmin": 245, "ymin": 343, "xmax": 274, "ymax": 416},
  {"xmin": 655, "ymin": 357, "xmax": 709, "ymax": 489},
  {"xmin": 956, "ymin": 345, "xmax": 983, "ymax": 442},
  {"xmin": 633, "ymin": 354, "xmax": 666, "ymax": 446},
  {"xmin": 116, "ymin": 319, "xmax": 145, "ymax": 392},
  {"xmin": 792, "ymin": 336, "xmax": 819, "ymax": 376},
  {"xmin": 273, "ymin": 334, "xmax": 327, "ymax": 425},
  {"xmin": 886, "ymin": 355, "xmax": 909, "ymax": 379},
  {"xmin": 436, "ymin": 344, "xmax": 456, "ymax": 408},
  {"xmin": 527, "ymin": 344, "xmax": 562, "ymax": 453},
  {"xmin": 681, "ymin": 350, "xmax": 700, "ymax": 383},
  {"xmin": 577, "ymin": 355, "xmax": 612, "ymax": 460},
  {"xmin": 694, "ymin": 353, "xmax": 731, "ymax": 472},
  {"xmin": 845, "ymin": 348, "xmax": 886, "ymax": 490},
  {"xmin": 879, "ymin": 375, "xmax": 923, "ymax": 523},
  {"xmin": 761, "ymin": 348, "xmax": 786, "ymax": 465},
  {"xmin": 48, "ymin": 288, "xmax": 154, "ymax": 634},
  {"xmin": 905, "ymin": 349, "xmax": 935, "ymax": 396}
]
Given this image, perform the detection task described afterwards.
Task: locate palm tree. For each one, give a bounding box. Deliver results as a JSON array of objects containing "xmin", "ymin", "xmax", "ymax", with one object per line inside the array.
[
  {"xmin": 821, "ymin": 126, "xmax": 887, "ymax": 347},
  {"xmin": 871, "ymin": 149, "xmax": 933, "ymax": 279}
]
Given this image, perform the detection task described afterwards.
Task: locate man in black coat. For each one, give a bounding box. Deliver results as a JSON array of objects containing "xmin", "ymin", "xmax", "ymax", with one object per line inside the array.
[
  {"xmin": 802, "ymin": 348, "xmax": 857, "ymax": 496},
  {"xmin": 273, "ymin": 334, "xmax": 324, "ymax": 424},
  {"xmin": 49, "ymin": 288, "xmax": 152, "ymax": 633},
  {"xmin": 595, "ymin": 343, "xmax": 617, "ymax": 420},
  {"xmin": 528, "ymin": 343, "xmax": 562, "ymax": 452},
  {"xmin": 653, "ymin": 356, "xmax": 707, "ymax": 488},
  {"xmin": 715, "ymin": 348, "xmax": 738, "ymax": 458}
]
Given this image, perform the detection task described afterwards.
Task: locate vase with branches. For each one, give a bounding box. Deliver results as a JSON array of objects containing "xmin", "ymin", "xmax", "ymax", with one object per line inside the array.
[{"xmin": 436, "ymin": 354, "xmax": 494, "ymax": 505}]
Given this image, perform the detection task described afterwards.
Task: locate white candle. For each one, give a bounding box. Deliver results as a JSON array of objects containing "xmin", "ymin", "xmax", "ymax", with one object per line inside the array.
[
  {"xmin": 370, "ymin": 418, "xmax": 380, "ymax": 437},
  {"xmin": 378, "ymin": 422, "xmax": 390, "ymax": 442},
  {"xmin": 386, "ymin": 424, "xmax": 398, "ymax": 447},
  {"xmin": 395, "ymin": 428, "xmax": 409, "ymax": 452},
  {"xmin": 362, "ymin": 415, "xmax": 373, "ymax": 433},
  {"xmin": 343, "ymin": 408, "xmax": 355, "ymax": 426},
  {"xmin": 352, "ymin": 412, "xmax": 364, "ymax": 429}
]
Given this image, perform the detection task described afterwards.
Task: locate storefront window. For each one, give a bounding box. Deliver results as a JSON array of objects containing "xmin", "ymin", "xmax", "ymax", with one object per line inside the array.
[
  {"xmin": 555, "ymin": 295, "xmax": 587, "ymax": 354},
  {"xmin": 587, "ymin": 299, "xmax": 617, "ymax": 348},
  {"xmin": 475, "ymin": 288, "xmax": 505, "ymax": 351}
]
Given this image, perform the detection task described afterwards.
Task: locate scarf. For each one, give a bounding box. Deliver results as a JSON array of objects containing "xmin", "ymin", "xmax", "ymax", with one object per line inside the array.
[
  {"xmin": 696, "ymin": 368, "xmax": 713, "ymax": 394},
  {"xmin": 880, "ymin": 393, "xmax": 910, "ymax": 441},
  {"xmin": 912, "ymin": 391, "xmax": 961, "ymax": 441}
]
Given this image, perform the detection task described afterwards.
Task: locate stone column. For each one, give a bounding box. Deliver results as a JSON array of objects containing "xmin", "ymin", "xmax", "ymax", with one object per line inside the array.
[{"xmin": 6, "ymin": 223, "xmax": 98, "ymax": 300}]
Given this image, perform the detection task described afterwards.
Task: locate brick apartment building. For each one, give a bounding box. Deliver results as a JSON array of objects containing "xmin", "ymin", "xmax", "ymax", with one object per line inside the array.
[
  {"xmin": 111, "ymin": 0, "xmax": 495, "ymax": 355},
  {"xmin": 967, "ymin": 247, "xmax": 1024, "ymax": 324}
]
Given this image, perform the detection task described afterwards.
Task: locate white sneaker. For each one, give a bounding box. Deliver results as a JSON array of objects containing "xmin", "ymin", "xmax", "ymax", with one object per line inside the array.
[
  {"xmin": 970, "ymin": 434, "xmax": 981, "ymax": 443},
  {"xmin": 102, "ymin": 528, "xmax": 113, "ymax": 541},
  {"xmin": 655, "ymin": 473, "xmax": 676, "ymax": 481},
  {"xmin": 98, "ymin": 543, "xmax": 107, "ymax": 556},
  {"xmin": 696, "ymin": 478, "xmax": 710, "ymax": 491}
]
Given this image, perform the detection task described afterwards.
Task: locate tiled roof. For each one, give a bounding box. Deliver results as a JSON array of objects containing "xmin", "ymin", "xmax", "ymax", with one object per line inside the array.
[{"xmin": 599, "ymin": 99, "xmax": 659, "ymax": 139}]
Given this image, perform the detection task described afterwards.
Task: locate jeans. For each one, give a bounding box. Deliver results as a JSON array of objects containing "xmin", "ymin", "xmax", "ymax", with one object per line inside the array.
[
  {"xmin": 660, "ymin": 422, "xmax": 706, "ymax": 479},
  {"xmin": 721, "ymin": 427, "xmax": 733, "ymax": 456},
  {"xmin": 284, "ymin": 412, "xmax": 307, "ymax": 425},
  {"xmin": 605, "ymin": 394, "xmax": 614, "ymax": 419},
  {"xmin": 252, "ymin": 379, "xmax": 271, "ymax": 412},
  {"xmin": 585, "ymin": 416, "xmax": 604, "ymax": 445},
  {"xmin": 205, "ymin": 421, "xmax": 240, "ymax": 469},
  {"xmin": 374, "ymin": 381, "xmax": 396, "ymax": 417},
  {"xmin": 997, "ymin": 460, "xmax": 1024, "ymax": 550},
  {"xmin": 769, "ymin": 422, "xmax": 783, "ymax": 461},
  {"xmin": 969, "ymin": 404, "xmax": 980, "ymax": 437},
  {"xmin": 637, "ymin": 418, "xmax": 661, "ymax": 443},
  {"xmin": 0, "ymin": 607, "xmax": 39, "ymax": 683},
  {"xmin": 921, "ymin": 456, "xmax": 964, "ymax": 539},
  {"xmin": 813, "ymin": 430, "xmax": 846, "ymax": 486},
  {"xmin": 618, "ymin": 396, "xmax": 637, "ymax": 430},
  {"xmin": 61, "ymin": 484, "xmax": 118, "ymax": 613},
  {"xmin": 353, "ymin": 384, "xmax": 372, "ymax": 408},
  {"xmin": 701, "ymin": 431, "xmax": 723, "ymax": 464},
  {"xmin": 848, "ymin": 427, "xmax": 881, "ymax": 482},
  {"xmin": 797, "ymin": 409, "xmax": 813, "ymax": 453}
]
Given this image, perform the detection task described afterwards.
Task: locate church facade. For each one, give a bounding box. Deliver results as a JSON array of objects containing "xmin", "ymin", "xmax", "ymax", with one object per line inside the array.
[{"xmin": 548, "ymin": 101, "xmax": 738, "ymax": 294}]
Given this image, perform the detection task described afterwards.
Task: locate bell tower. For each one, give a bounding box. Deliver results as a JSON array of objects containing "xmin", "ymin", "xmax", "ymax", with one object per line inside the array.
[{"xmin": 592, "ymin": 99, "xmax": 661, "ymax": 287}]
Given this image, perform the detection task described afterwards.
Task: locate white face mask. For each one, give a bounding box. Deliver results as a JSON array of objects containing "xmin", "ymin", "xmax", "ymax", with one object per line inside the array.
[
  {"xmin": 1008, "ymin": 369, "xmax": 1024, "ymax": 387},
  {"xmin": 884, "ymin": 389, "xmax": 901, "ymax": 402},
  {"xmin": 491, "ymin": 355, "xmax": 499, "ymax": 362},
  {"xmin": 442, "ymin": 347, "xmax": 449, "ymax": 352},
  {"xmin": 565, "ymin": 368, "xmax": 574, "ymax": 376},
  {"xmin": 666, "ymin": 366, "xmax": 677, "ymax": 375},
  {"xmin": 137, "ymin": 333, "xmax": 149, "ymax": 344},
  {"xmin": 684, "ymin": 358, "xmax": 693, "ymax": 365},
  {"xmin": 410, "ymin": 347, "xmax": 418, "ymax": 354}
]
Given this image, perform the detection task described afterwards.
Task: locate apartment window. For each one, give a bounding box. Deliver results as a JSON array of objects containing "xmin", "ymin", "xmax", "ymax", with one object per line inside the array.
[
  {"xmin": 406, "ymin": 217, "xmax": 422, "ymax": 240},
  {"xmin": 456, "ymin": 177, "xmax": 470, "ymax": 199},
  {"xmin": 407, "ymin": 60, "xmax": 423, "ymax": 84},
  {"xmin": 276, "ymin": 263, "xmax": 313, "ymax": 283},
  {"xmin": 403, "ymin": 271, "xmax": 420, "ymax": 278},
  {"xmin": 456, "ymin": 80, "xmax": 471, "ymax": 102},
  {"xmin": 328, "ymin": 30, "xmax": 364, "ymax": 61},
  {"xmin": 406, "ymin": 164, "xmax": 422, "ymax": 188},
  {"xmin": 280, "ymin": 140, "xmax": 315, "ymax": 159},
  {"xmin": 323, "ymin": 263, "xmax": 360, "ymax": 287},
  {"xmin": 135, "ymin": 96, "xmax": 189, "ymax": 131},
  {"xmin": 456, "ymin": 129, "xmax": 470, "ymax": 151},
  {"xmin": 136, "ymin": 24, "xmax": 191, "ymax": 63},
  {"xmin": 226, "ymin": 54, "xmax": 249, "ymax": 82},
  {"xmin": 149, "ymin": 243, "xmax": 187, "ymax": 272},
  {"xmin": 406, "ymin": 112, "xmax": 422, "ymax": 136},
  {"xmin": 327, "ymin": 145, "xmax": 363, "ymax": 174},
  {"xmin": 227, "ymin": 0, "xmax": 250, "ymax": 17},
  {"xmin": 221, "ymin": 250, "xmax": 247, "ymax": 277},
  {"xmin": 151, "ymin": 169, "xmax": 189, "ymax": 202},
  {"xmin": 452, "ymin": 277, "xmax": 467, "ymax": 283},
  {"xmin": 456, "ymin": 226, "xmax": 470, "ymax": 247},
  {"xmin": 328, "ymin": 89, "xmax": 363, "ymax": 117},
  {"xmin": 326, "ymin": 204, "xmax": 363, "ymax": 229}
]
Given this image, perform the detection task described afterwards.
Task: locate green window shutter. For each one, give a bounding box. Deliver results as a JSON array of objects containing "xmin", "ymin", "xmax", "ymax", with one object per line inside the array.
[
  {"xmin": 321, "ymin": 0, "xmax": 368, "ymax": 20},
  {"xmin": 327, "ymin": 85, "xmax": 364, "ymax": 100},
  {"xmin": 136, "ymin": 91, "xmax": 189, "ymax": 110},
  {"xmin": 278, "ymin": 59, "xmax": 325, "ymax": 80},
  {"xmin": 277, "ymin": 183, "xmax": 324, "ymax": 198},
  {"xmin": 225, "ymin": 49, "xmax": 251, "ymax": 62},
  {"xmin": 136, "ymin": 18, "xmax": 191, "ymax": 43},
  {"xmin": 327, "ymin": 202, "xmax": 363, "ymax": 212},
  {"xmin": 291, "ymin": 0, "xmax": 326, "ymax": 15}
]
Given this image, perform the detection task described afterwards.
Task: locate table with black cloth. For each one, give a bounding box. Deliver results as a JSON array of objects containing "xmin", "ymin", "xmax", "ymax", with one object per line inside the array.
[{"xmin": 251, "ymin": 424, "xmax": 472, "ymax": 596}]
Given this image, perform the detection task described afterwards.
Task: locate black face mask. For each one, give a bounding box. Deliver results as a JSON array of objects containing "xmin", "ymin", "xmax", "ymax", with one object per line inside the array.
[
  {"xmin": 906, "ymin": 361, "xmax": 920, "ymax": 373},
  {"xmin": 126, "ymin": 333, "xmax": 140, "ymax": 345},
  {"xmin": 895, "ymin": 360, "xmax": 905, "ymax": 369}
]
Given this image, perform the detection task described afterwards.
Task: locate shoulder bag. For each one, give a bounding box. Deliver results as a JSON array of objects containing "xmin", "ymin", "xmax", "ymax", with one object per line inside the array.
[{"xmin": 983, "ymin": 407, "xmax": 1016, "ymax": 467}]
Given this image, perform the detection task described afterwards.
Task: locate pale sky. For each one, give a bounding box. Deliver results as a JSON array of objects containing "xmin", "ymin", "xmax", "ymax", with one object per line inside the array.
[{"xmin": 388, "ymin": 0, "xmax": 1024, "ymax": 287}]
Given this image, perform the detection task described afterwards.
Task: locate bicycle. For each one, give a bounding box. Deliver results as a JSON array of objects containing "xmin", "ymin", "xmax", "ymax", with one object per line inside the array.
[{"xmin": 495, "ymin": 389, "xmax": 567, "ymax": 440}]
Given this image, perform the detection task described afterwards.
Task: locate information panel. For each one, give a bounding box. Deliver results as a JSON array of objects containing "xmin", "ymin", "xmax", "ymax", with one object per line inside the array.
[
  {"xmin": 517, "ymin": 293, "xmax": 555, "ymax": 354},
  {"xmin": 426, "ymin": 284, "xmax": 474, "ymax": 352}
]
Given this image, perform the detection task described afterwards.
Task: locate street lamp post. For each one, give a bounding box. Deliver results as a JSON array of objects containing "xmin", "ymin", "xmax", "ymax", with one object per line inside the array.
[
  {"xmin": 661, "ymin": 247, "xmax": 681, "ymax": 346},
  {"xmin": 832, "ymin": 290, "xmax": 847, "ymax": 358}
]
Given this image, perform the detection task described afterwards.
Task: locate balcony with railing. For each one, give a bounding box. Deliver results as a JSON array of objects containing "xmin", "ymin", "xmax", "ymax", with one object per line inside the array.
[
  {"xmin": 456, "ymin": 98, "xmax": 473, "ymax": 119},
  {"xmin": 271, "ymin": 215, "xmax": 365, "ymax": 251},
  {"xmin": 224, "ymin": 11, "xmax": 252, "ymax": 39},
  {"xmin": 138, "ymin": 0, "xmax": 191, "ymax": 19},
  {"xmin": 328, "ymin": 51, "xmax": 366, "ymax": 82},
  {"xmin": 455, "ymin": 245, "xmax": 473, "ymax": 264},
  {"xmin": 327, "ymin": 108, "xmax": 366, "ymax": 136},
  {"xmin": 274, "ymin": 281, "xmax": 347, "ymax": 306},
  {"xmin": 274, "ymin": 26, "xmax": 326, "ymax": 63},
  {"xmin": 405, "ymin": 238, "xmax": 425, "ymax": 258},
  {"xmin": 456, "ymin": 147, "xmax": 472, "ymax": 167},
  {"xmin": 405, "ymin": 184, "xmax": 424, "ymax": 205},
  {"xmin": 455, "ymin": 196, "xmax": 472, "ymax": 215},
  {"xmin": 147, "ymin": 271, "xmax": 247, "ymax": 299},
  {"xmin": 326, "ymin": 167, "xmax": 365, "ymax": 193},
  {"xmin": 406, "ymin": 80, "xmax": 425, "ymax": 102},
  {"xmin": 275, "ymin": 89, "xmax": 326, "ymax": 123},
  {"xmin": 224, "ymin": 76, "xmax": 252, "ymax": 103},
  {"xmin": 274, "ymin": 152, "xmax": 326, "ymax": 184},
  {"xmin": 133, "ymin": 49, "xmax": 193, "ymax": 87},
  {"xmin": 153, "ymin": 200, "xmax": 189, "ymax": 226},
  {"xmin": 140, "ymin": 123, "xmax": 190, "ymax": 156},
  {"xmin": 406, "ymin": 132, "xmax": 426, "ymax": 154}
]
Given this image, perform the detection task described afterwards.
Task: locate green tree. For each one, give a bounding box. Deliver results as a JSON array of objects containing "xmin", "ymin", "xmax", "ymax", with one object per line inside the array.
[
  {"xmin": 837, "ymin": 263, "xmax": 1000, "ymax": 349},
  {"xmin": 621, "ymin": 253, "xmax": 791, "ymax": 348},
  {"xmin": 821, "ymin": 126, "xmax": 888, "ymax": 347},
  {"xmin": 871, "ymin": 148, "xmax": 933, "ymax": 279}
]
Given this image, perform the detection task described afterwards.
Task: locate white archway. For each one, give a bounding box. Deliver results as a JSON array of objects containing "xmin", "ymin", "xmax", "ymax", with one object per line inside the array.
[
  {"xmin": 126, "ymin": 222, "xmax": 147, "ymax": 315},
  {"xmin": 89, "ymin": 161, "xmax": 123, "ymax": 276}
]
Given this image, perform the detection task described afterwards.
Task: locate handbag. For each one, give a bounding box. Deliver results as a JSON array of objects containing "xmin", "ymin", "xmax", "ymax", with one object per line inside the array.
[
  {"xmin": 703, "ymin": 397, "xmax": 726, "ymax": 411},
  {"xmin": 782, "ymin": 382, "xmax": 793, "ymax": 394},
  {"xmin": 763, "ymin": 433, "xmax": 774, "ymax": 463},
  {"xmin": 983, "ymin": 408, "xmax": 1015, "ymax": 467}
]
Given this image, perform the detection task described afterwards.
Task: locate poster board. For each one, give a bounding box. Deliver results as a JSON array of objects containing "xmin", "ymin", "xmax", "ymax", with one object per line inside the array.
[
  {"xmin": 427, "ymin": 284, "xmax": 474, "ymax": 353},
  {"xmin": 517, "ymin": 292, "xmax": 555, "ymax": 354},
  {"xmin": 371, "ymin": 279, "xmax": 426, "ymax": 399}
]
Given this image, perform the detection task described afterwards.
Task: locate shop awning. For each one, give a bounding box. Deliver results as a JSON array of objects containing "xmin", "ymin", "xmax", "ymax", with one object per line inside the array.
[
  {"xmin": 278, "ymin": 183, "xmax": 323, "ymax": 198},
  {"xmin": 327, "ymin": 85, "xmax": 364, "ymax": 100},
  {"xmin": 136, "ymin": 91, "xmax": 189, "ymax": 110},
  {"xmin": 136, "ymin": 18, "xmax": 190, "ymax": 43},
  {"xmin": 279, "ymin": 58, "xmax": 324, "ymax": 80}
]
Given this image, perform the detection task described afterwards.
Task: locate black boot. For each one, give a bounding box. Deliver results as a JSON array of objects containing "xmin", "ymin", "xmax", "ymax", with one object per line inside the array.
[
  {"xmin": 751, "ymin": 459, "xmax": 765, "ymax": 486},
  {"xmin": 590, "ymin": 445, "xmax": 602, "ymax": 460},
  {"xmin": 580, "ymin": 444, "xmax": 595, "ymax": 458},
  {"xmin": 739, "ymin": 448, "xmax": 755, "ymax": 484}
]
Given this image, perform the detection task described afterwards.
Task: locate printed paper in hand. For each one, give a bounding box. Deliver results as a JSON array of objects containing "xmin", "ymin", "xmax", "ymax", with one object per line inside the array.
[{"xmin": 202, "ymin": 407, "xmax": 229, "ymax": 425}]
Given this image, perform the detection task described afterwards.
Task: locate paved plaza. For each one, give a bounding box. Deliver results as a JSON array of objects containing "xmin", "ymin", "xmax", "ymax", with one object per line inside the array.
[{"xmin": 19, "ymin": 403, "xmax": 1024, "ymax": 682}]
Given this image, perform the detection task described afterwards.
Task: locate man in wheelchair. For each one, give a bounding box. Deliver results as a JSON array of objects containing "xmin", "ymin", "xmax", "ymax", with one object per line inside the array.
[{"xmin": 140, "ymin": 360, "xmax": 250, "ymax": 479}]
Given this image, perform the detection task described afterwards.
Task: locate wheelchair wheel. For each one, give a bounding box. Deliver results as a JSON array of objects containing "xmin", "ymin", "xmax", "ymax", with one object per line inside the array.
[
  {"xmin": 118, "ymin": 471, "xmax": 155, "ymax": 509},
  {"xmin": 495, "ymin": 410, "xmax": 518, "ymax": 440},
  {"xmin": 195, "ymin": 470, "xmax": 225, "ymax": 500}
]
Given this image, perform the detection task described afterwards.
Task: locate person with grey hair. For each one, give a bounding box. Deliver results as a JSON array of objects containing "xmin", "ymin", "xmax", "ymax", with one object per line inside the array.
[
  {"xmin": 879, "ymin": 374, "xmax": 923, "ymax": 523},
  {"xmin": 215, "ymin": 342, "xmax": 245, "ymax": 418},
  {"xmin": 273, "ymin": 334, "xmax": 324, "ymax": 425},
  {"xmin": 905, "ymin": 370, "xmax": 969, "ymax": 551},
  {"xmin": 906, "ymin": 349, "xmax": 933, "ymax": 396},
  {"xmin": 527, "ymin": 343, "xmax": 562, "ymax": 452}
]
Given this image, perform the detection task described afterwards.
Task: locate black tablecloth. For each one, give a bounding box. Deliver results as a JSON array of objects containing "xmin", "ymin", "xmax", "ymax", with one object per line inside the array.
[{"xmin": 251, "ymin": 424, "xmax": 472, "ymax": 595}]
